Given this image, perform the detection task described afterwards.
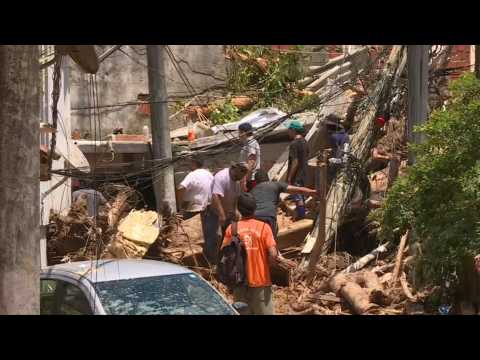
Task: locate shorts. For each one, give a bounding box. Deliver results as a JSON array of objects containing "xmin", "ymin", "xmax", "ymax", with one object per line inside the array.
[{"xmin": 233, "ymin": 286, "xmax": 274, "ymax": 315}]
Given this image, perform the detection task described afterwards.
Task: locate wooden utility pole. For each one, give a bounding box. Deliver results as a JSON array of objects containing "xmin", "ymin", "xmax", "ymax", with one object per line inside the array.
[
  {"xmin": 0, "ymin": 45, "xmax": 40, "ymax": 314},
  {"xmin": 306, "ymin": 150, "xmax": 329, "ymax": 284},
  {"xmin": 146, "ymin": 45, "xmax": 176, "ymax": 216},
  {"xmin": 407, "ymin": 45, "xmax": 429, "ymax": 165},
  {"xmin": 475, "ymin": 45, "xmax": 480, "ymax": 79}
]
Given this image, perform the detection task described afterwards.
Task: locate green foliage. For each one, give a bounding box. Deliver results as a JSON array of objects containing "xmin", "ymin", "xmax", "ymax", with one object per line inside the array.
[
  {"xmin": 373, "ymin": 73, "xmax": 480, "ymax": 289},
  {"xmin": 208, "ymin": 98, "xmax": 241, "ymax": 125},
  {"xmin": 227, "ymin": 45, "xmax": 307, "ymax": 112}
]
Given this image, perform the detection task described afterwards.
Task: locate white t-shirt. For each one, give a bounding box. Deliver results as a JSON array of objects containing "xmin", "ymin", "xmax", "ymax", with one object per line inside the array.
[
  {"xmin": 179, "ymin": 168, "xmax": 214, "ymax": 212},
  {"xmin": 239, "ymin": 137, "xmax": 261, "ymax": 180},
  {"xmin": 212, "ymin": 168, "xmax": 241, "ymax": 217}
]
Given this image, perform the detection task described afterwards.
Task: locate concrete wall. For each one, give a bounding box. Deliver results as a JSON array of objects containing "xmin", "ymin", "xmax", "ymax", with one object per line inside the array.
[{"xmin": 70, "ymin": 45, "xmax": 227, "ymax": 136}]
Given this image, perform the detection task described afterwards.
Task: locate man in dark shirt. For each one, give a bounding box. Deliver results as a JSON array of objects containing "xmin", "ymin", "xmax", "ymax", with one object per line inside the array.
[
  {"xmin": 251, "ymin": 170, "xmax": 317, "ymax": 239},
  {"xmin": 286, "ymin": 120, "xmax": 309, "ymax": 219}
]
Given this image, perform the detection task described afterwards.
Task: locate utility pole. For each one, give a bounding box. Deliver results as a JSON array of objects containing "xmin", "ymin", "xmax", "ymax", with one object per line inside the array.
[
  {"xmin": 305, "ymin": 149, "xmax": 329, "ymax": 284},
  {"xmin": 0, "ymin": 45, "xmax": 40, "ymax": 314},
  {"xmin": 146, "ymin": 45, "xmax": 176, "ymax": 216},
  {"xmin": 407, "ymin": 45, "xmax": 429, "ymax": 165},
  {"xmin": 475, "ymin": 45, "xmax": 480, "ymax": 79}
]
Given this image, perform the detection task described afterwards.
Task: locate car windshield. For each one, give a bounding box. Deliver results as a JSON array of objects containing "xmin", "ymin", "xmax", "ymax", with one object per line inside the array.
[{"xmin": 94, "ymin": 273, "xmax": 235, "ymax": 315}]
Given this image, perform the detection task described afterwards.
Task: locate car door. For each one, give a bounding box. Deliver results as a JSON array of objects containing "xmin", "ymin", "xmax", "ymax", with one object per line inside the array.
[{"xmin": 40, "ymin": 278, "xmax": 94, "ymax": 315}]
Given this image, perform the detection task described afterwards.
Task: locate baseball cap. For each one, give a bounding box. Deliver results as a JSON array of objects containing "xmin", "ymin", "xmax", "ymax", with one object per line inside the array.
[
  {"xmin": 237, "ymin": 192, "xmax": 257, "ymax": 217},
  {"xmin": 288, "ymin": 119, "xmax": 304, "ymax": 132},
  {"xmin": 238, "ymin": 122, "xmax": 253, "ymax": 133}
]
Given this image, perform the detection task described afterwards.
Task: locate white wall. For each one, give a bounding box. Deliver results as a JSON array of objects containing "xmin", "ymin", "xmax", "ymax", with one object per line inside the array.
[{"xmin": 40, "ymin": 54, "xmax": 72, "ymax": 226}]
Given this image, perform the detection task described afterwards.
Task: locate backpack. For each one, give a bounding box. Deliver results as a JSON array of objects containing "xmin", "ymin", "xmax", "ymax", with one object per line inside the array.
[{"xmin": 218, "ymin": 222, "xmax": 247, "ymax": 288}]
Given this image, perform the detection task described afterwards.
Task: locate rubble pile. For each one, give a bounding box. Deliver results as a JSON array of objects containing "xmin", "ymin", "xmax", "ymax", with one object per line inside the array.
[{"xmin": 273, "ymin": 249, "xmax": 430, "ymax": 315}]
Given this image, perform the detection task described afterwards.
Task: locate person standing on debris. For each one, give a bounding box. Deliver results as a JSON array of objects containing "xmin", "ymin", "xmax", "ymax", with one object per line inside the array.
[
  {"xmin": 325, "ymin": 115, "xmax": 349, "ymax": 159},
  {"xmin": 238, "ymin": 122, "xmax": 261, "ymax": 192},
  {"xmin": 325, "ymin": 115, "xmax": 350, "ymax": 184},
  {"xmin": 176, "ymin": 156, "xmax": 218, "ymax": 263},
  {"xmin": 72, "ymin": 180, "xmax": 109, "ymax": 218},
  {"xmin": 251, "ymin": 169, "xmax": 317, "ymax": 239},
  {"xmin": 221, "ymin": 192, "xmax": 295, "ymax": 315},
  {"xmin": 205, "ymin": 162, "xmax": 249, "ymax": 264},
  {"xmin": 176, "ymin": 156, "xmax": 214, "ymax": 220},
  {"xmin": 286, "ymin": 120, "xmax": 309, "ymax": 220}
]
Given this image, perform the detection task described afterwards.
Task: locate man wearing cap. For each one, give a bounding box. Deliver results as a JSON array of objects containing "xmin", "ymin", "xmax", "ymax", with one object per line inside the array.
[
  {"xmin": 221, "ymin": 192, "xmax": 295, "ymax": 315},
  {"xmin": 205, "ymin": 162, "xmax": 249, "ymax": 264},
  {"xmin": 286, "ymin": 119, "xmax": 309, "ymax": 220},
  {"xmin": 238, "ymin": 122, "xmax": 261, "ymax": 192},
  {"xmin": 325, "ymin": 114, "xmax": 349, "ymax": 159},
  {"xmin": 325, "ymin": 114, "xmax": 350, "ymax": 184},
  {"xmin": 251, "ymin": 169, "xmax": 317, "ymax": 239}
]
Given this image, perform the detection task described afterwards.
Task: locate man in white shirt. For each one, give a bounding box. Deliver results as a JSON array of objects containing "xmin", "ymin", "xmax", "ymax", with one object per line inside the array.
[
  {"xmin": 176, "ymin": 157, "xmax": 214, "ymax": 220},
  {"xmin": 176, "ymin": 157, "xmax": 219, "ymax": 264},
  {"xmin": 238, "ymin": 122, "xmax": 261, "ymax": 192}
]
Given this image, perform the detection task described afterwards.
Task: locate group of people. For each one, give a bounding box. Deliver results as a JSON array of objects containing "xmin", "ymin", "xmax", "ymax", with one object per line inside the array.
[{"xmin": 176, "ymin": 119, "xmax": 319, "ymax": 314}]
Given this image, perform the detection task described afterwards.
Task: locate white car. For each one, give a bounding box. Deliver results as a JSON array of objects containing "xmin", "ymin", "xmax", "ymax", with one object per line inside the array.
[{"xmin": 40, "ymin": 259, "xmax": 244, "ymax": 315}]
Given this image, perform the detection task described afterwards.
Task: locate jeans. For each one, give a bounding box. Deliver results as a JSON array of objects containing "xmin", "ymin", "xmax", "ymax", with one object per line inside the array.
[
  {"xmin": 201, "ymin": 206, "xmax": 220, "ymax": 265},
  {"xmin": 255, "ymin": 215, "xmax": 278, "ymax": 240},
  {"xmin": 291, "ymin": 181, "xmax": 306, "ymax": 219}
]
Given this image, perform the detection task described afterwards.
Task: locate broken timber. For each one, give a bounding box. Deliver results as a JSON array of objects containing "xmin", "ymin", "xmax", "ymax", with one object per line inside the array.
[{"xmin": 301, "ymin": 46, "xmax": 405, "ymax": 264}]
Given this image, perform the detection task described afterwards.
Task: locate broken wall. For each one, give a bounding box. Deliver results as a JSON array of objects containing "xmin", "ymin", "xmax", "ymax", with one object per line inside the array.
[{"xmin": 70, "ymin": 45, "xmax": 227, "ymax": 136}]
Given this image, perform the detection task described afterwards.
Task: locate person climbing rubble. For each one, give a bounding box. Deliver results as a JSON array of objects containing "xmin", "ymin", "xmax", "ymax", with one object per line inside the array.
[
  {"xmin": 286, "ymin": 120, "xmax": 309, "ymax": 220},
  {"xmin": 221, "ymin": 192, "xmax": 295, "ymax": 315},
  {"xmin": 238, "ymin": 122, "xmax": 261, "ymax": 192},
  {"xmin": 251, "ymin": 169, "xmax": 317, "ymax": 239},
  {"xmin": 71, "ymin": 179, "xmax": 110, "ymax": 218},
  {"xmin": 205, "ymin": 162, "xmax": 249, "ymax": 264}
]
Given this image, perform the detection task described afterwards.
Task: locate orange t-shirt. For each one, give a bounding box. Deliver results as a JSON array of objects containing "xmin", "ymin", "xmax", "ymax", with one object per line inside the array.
[{"xmin": 222, "ymin": 218, "xmax": 277, "ymax": 288}]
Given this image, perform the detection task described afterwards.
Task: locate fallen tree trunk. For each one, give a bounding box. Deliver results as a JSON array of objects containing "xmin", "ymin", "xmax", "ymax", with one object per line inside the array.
[
  {"xmin": 341, "ymin": 282, "xmax": 376, "ymax": 314},
  {"xmin": 107, "ymin": 192, "xmax": 130, "ymax": 228},
  {"xmin": 328, "ymin": 273, "xmax": 376, "ymax": 314},
  {"xmin": 302, "ymin": 45, "xmax": 405, "ymax": 260}
]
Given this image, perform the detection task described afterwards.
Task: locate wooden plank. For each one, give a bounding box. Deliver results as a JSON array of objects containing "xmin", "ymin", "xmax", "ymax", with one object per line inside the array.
[
  {"xmin": 306, "ymin": 61, "xmax": 351, "ymax": 92},
  {"xmin": 306, "ymin": 151, "xmax": 328, "ymax": 284},
  {"xmin": 276, "ymin": 219, "xmax": 314, "ymax": 250},
  {"xmin": 307, "ymin": 47, "xmax": 368, "ymax": 76}
]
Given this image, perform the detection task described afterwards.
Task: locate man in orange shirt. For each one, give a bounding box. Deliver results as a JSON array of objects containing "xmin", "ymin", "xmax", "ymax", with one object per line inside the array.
[{"xmin": 222, "ymin": 192, "xmax": 294, "ymax": 315}]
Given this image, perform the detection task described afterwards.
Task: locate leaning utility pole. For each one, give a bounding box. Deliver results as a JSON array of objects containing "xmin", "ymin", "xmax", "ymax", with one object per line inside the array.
[
  {"xmin": 0, "ymin": 45, "xmax": 40, "ymax": 314},
  {"xmin": 146, "ymin": 45, "xmax": 176, "ymax": 216},
  {"xmin": 407, "ymin": 45, "xmax": 429, "ymax": 165}
]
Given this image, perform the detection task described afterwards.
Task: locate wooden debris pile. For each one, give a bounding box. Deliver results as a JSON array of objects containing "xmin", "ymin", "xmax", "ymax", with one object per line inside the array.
[
  {"xmin": 274, "ymin": 238, "xmax": 431, "ymax": 315},
  {"xmin": 46, "ymin": 184, "xmax": 143, "ymax": 265}
]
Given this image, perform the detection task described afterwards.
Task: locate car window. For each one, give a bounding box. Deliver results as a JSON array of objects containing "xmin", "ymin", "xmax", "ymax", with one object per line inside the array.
[
  {"xmin": 40, "ymin": 279, "xmax": 93, "ymax": 315},
  {"xmin": 57, "ymin": 282, "xmax": 93, "ymax": 315},
  {"xmin": 40, "ymin": 280, "xmax": 58, "ymax": 315},
  {"xmin": 95, "ymin": 273, "xmax": 235, "ymax": 315}
]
